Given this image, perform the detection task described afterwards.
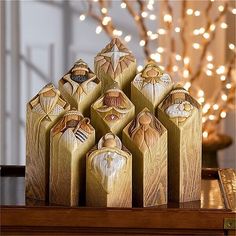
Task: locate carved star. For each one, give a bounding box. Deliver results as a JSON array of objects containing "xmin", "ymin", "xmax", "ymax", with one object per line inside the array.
[{"xmin": 101, "ymin": 44, "xmax": 129, "ymax": 71}]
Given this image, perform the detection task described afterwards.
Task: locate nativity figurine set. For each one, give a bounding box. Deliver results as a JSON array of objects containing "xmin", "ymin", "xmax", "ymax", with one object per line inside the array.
[{"xmin": 26, "ymin": 38, "xmax": 202, "ymax": 208}]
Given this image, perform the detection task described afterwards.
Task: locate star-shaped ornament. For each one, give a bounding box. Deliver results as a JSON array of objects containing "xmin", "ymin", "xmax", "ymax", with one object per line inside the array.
[{"xmin": 101, "ymin": 44, "xmax": 129, "ymax": 71}]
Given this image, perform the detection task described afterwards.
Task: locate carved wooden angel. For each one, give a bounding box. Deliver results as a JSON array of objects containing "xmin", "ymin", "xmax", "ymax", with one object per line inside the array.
[
  {"xmin": 157, "ymin": 84, "xmax": 202, "ymax": 202},
  {"xmin": 25, "ymin": 83, "xmax": 70, "ymax": 201},
  {"xmin": 123, "ymin": 109, "xmax": 167, "ymax": 207},
  {"xmin": 91, "ymin": 88, "xmax": 135, "ymax": 140},
  {"xmin": 50, "ymin": 109, "xmax": 95, "ymax": 206},
  {"xmin": 59, "ymin": 59, "xmax": 101, "ymax": 116},
  {"xmin": 94, "ymin": 38, "xmax": 136, "ymax": 96},
  {"xmin": 131, "ymin": 61, "xmax": 173, "ymax": 114},
  {"xmin": 86, "ymin": 133, "xmax": 132, "ymax": 207}
]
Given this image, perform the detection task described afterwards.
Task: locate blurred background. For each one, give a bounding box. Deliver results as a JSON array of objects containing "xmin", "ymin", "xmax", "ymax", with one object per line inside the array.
[{"xmin": 0, "ymin": 0, "xmax": 235, "ymax": 168}]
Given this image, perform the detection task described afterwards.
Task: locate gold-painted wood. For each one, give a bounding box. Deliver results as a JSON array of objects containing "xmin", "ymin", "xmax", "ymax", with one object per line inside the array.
[
  {"xmin": 91, "ymin": 88, "xmax": 135, "ymax": 140},
  {"xmin": 25, "ymin": 83, "xmax": 70, "ymax": 201},
  {"xmin": 157, "ymin": 84, "xmax": 202, "ymax": 203},
  {"xmin": 123, "ymin": 108, "xmax": 168, "ymax": 207},
  {"xmin": 58, "ymin": 59, "xmax": 101, "ymax": 117},
  {"xmin": 94, "ymin": 38, "xmax": 136, "ymax": 96},
  {"xmin": 86, "ymin": 133, "xmax": 132, "ymax": 207},
  {"xmin": 219, "ymin": 168, "xmax": 236, "ymax": 211},
  {"xmin": 131, "ymin": 61, "xmax": 173, "ymax": 114},
  {"xmin": 49, "ymin": 110, "xmax": 95, "ymax": 206}
]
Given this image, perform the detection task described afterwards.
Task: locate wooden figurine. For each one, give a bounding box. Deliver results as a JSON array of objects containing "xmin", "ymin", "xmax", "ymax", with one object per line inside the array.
[
  {"xmin": 25, "ymin": 83, "xmax": 70, "ymax": 201},
  {"xmin": 58, "ymin": 59, "xmax": 101, "ymax": 116},
  {"xmin": 131, "ymin": 61, "xmax": 173, "ymax": 114},
  {"xmin": 50, "ymin": 109, "xmax": 95, "ymax": 206},
  {"xmin": 86, "ymin": 133, "xmax": 132, "ymax": 207},
  {"xmin": 94, "ymin": 38, "xmax": 136, "ymax": 96},
  {"xmin": 122, "ymin": 108, "xmax": 167, "ymax": 207},
  {"xmin": 157, "ymin": 84, "xmax": 202, "ymax": 202},
  {"xmin": 91, "ymin": 87, "xmax": 135, "ymax": 140}
]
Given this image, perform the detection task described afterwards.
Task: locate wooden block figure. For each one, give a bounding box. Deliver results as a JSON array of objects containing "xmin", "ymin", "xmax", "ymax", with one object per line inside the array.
[
  {"xmin": 86, "ymin": 133, "xmax": 132, "ymax": 207},
  {"xmin": 25, "ymin": 83, "xmax": 70, "ymax": 201},
  {"xmin": 131, "ymin": 61, "xmax": 173, "ymax": 114},
  {"xmin": 50, "ymin": 110, "xmax": 95, "ymax": 206},
  {"xmin": 157, "ymin": 84, "xmax": 202, "ymax": 202},
  {"xmin": 94, "ymin": 38, "xmax": 136, "ymax": 96},
  {"xmin": 91, "ymin": 87, "xmax": 135, "ymax": 140},
  {"xmin": 123, "ymin": 109, "xmax": 167, "ymax": 207},
  {"xmin": 58, "ymin": 59, "xmax": 101, "ymax": 117}
]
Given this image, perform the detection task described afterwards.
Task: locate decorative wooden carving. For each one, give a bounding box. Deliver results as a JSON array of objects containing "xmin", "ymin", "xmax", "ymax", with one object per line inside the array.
[
  {"xmin": 59, "ymin": 59, "xmax": 101, "ymax": 116},
  {"xmin": 157, "ymin": 84, "xmax": 202, "ymax": 202},
  {"xmin": 122, "ymin": 108, "xmax": 167, "ymax": 207},
  {"xmin": 49, "ymin": 109, "xmax": 95, "ymax": 206},
  {"xmin": 94, "ymin": 38, "xmax": 136, "ymax": 96},
  {"xmin": 25, "ymin": 83, "xmax": 70, "ymax": 201},
  {"xmin": 131, "ymin": 61, "xmax": 173, "ymax": 114},
  {"xmin": 91, "ymin": 88, "xmax": 135, "ymax": 140},
  {"xmin": 86, "ymin": 133, "xmax": 132, "ymax": 207}
]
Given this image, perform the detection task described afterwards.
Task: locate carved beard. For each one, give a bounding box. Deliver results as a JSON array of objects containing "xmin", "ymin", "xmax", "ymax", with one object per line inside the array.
[
  {"xmin": 103, "ymin": 93, "xmax": 123, "ymax": 107},
  {"xmin": 71, "ymin": 74, "xmax": 88, "ymax": 84}
]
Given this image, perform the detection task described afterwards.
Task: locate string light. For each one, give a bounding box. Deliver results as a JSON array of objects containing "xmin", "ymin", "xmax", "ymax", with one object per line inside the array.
[
  {"xmin": 150, "ymin": 53, "xmax": 161, "ymax": 62},
  {"xmin": 184, "ymin": 82, "xmax": 191, "ymax": 90},
  {"xmin": 232, "ymin": 8, "xmax": 236, "ymax": 14},
  {"xmin": 149, "ymin": 14, "xmax": 156, "ymax": 20},
  {"xmin": 101, "ymin": 8, "xmax": 108, "ymax": 14},
  {"xmin": 184, "ymin": 57, "xmax": 190, "ymax": 65},
  {"xmin": 198, "ymin": 90, "xmax": 204, "ymax": 97},
  {"xmin": 220, "ymin": 22, "xmax": 228, "ymax": 29},
  {"xmin": 213, "ymin": 104, "xmax": 219, "ymax": 110},
  {"xmin": 203, "ymin": 131, "xmax": 208, "ymax": 139},
  {"xmin": 206, "ymin": 69, "xmax": 213, "ymax": 76},
  {"xmin": 192, "ymin": 43, "xmax": 200, "ymax": 49},
  {"xmin": 199, "ymin": 97, "xmax": 205, "ymax": 104},
  {"xmin": 163, "ymin": 14, "xmax": 172, "ymax": 22},
  {"xmin": 226, "ymin": 83, "xmax": 232, "ymax": 89},
  {"xmin": 209, "ymin": 115, "xmax": 215, "ymax": 120},
  {"xmin": 220, "ymin": 75, "xmax": 226, "ymax": 81},
  {"xmin": 124, "ymin": 35, "xmax": 131, "ymax": 42},
  {"xmin": 207, "ymin": 63, "xmax": 214, "ymax": 69},
  {"xmin": 194, "ymin": 10, "xmax": 201, "ymax": 16},
  {"xmin": 172, "ymin": 65, "xmax": 178, "ymax": 72},
  {"xmin": 183, "ymin": 69, "xmax": 189, "ymax": 78},
  {"xmin": 186, "ymin": 8, "xmax": 193, "ymax": 15},
  {"xmin": 96, "ymin": 26, "xmax": 102, "ymax": 34},
  {"xmin": 175, "ymin": 27, "xmax": 181, "ymax": 33},
  {"xmin": 113, "ymin": 29, "xmax": 122, "ymax": 36},
  {"xmin": 220, "ymin": 111, "xmax": 227, "ymax": 118},
  {"xmin": 158, "ymin": 28, "xmax": 166, "ymax": 35},
  {"xmin": 141, "ymin": 11, "xmax": 148, "ymax": 18},
  {"xmin": 216, "ymin": 65, "xmax": 225, "ymax": 75},
  {"xmin": 120, "ymin": 2, "xmax": 126, "ymax": 9},
  {"xmin": 175, "ymin": 54, "xmax": 182, "ymax": 61},
  {"xmin": 218, "ymin": 5, "xmax": 224, "ymax": 12},
  {"xmin": 137, "ymin": 65, "xmax": 143, "ymax": 72},
  {"xmin": 210, "ymin": 24, "xmax": 216, "ymax": 31},
  {"xmin": 203, "ymin": 32, "xmax": 210, "ymax": 39},
  {"xmin": 229, "ymin": 43, "xmax": 235, "ymax": 50},
  {"xmin": 221, "ymin": 94, "xmax": 227, "ymax": 101},
  {"xmin": 139, "ymin": 40, "xmax": 146, "ymax": 46},
  {"xmin": 203, "ymin": 103, "xmax": 211, "ymax": 113},
  {"xmin": 207, "ymin": 55, "xmax": 213, "ymax": 61},
  {"xmin": 150, "ymin": 34, "xmax": 158, "ymax": 40},
  {"xmin": 157, "ymin": 47, "xmax": 164, "ymax": 53},
  {"xmin": 102, "ymin": 16, "xmax": 111, "ymax": 25},
  {"xmin": 79, "ymin": 14, "xmax": 86, "ymax": 21}
]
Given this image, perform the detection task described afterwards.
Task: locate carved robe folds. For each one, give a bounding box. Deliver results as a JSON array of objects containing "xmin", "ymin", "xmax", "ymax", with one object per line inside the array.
[
  {"xmin": 123, "ymin": 109, "xmax": 168, "ymax": 207},
  {"xmin": 131, "ymin": 61, "xmax": 173, "ymax": 114},
  {"xmin": 94, "ymin": 38, "xmax": 136, "ymax": 96},
  {"xmin": 59, "ymin": 59, "xmax": 101, "ymax": 116},
  {"xmin": 25, "ymin": 83, "xmax": 70, "ymax": 201},
  {"xmin": 157, "ymin": 84, "xmax": 202, "ymax": 202},
  {"xmin": 86, "ymin": 133, "xmax": 132, "ymax": 207},
  {"xmin": 91, "ymin": 88, "xmax": 135, "ymax": 140},
  {"xmin": 50, "ymin": 110, "xmax": 95, "ymax": 206}
]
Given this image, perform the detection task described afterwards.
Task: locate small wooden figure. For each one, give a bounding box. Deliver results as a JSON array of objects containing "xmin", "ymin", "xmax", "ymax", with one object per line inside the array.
[
  {"xmin": 58, "ymin": 59, "xmax": 101, "ymax": 116},
  {"xmin": 86, "ymin": 133, "xmax": 132, "ymax": 207},
  {"xmin": 25, "ymin": 83, "xmax": 70, "ymax": 201},
  {"xmin": 91, "ymin": 87, "xmax": 135, "ymax": 140},
  {"xmin": 123, "ymin": 108, "xmax": 167, "ymax": 207},
  {"xmin": 94, "ymin": 38, "xmax": 136, "ymax": 96},
  {"xmin": 131, "ymin": 61, "xmax": 173, "ymax": 114},
  {"xmin": 157, "ymin": 84, "xmax": 202, "ymax": 202},
  {"xmin": 50, "ymin": 109, "xmax": 95, "ymax": 206}
]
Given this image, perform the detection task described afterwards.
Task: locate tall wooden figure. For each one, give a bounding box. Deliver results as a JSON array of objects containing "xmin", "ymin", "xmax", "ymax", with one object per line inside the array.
[
  {"xmin": 157, "ymin": 84, "xmax": 202, "ymax": 202},
  {"xmin": 86, "ymin": 133, "xmax": 132, "ymax": 207},
  {"xmin": 50, "ymin": 110, "xmax": 95, "ymax": 206},
  {"xmin": 91, "ymin": 87, "xmax": 135, "ymax": 140},
  {"xmin": 94, "ymin": 38, "xmax": 136, "ymax": 95},
  {"xmin": 26, "ymin": 83, "xmax": 70, "ymax": 201},
  {"xmin": 123, "ymin": 109, "xmax": 167, "ymax": 207},
  {"xmin": 58, "ymin": 59, "xmax": 101, "ymax": 117},
  {"xmin": 131, "ymin": 61, "xmax": 173, "ymax": 114}
]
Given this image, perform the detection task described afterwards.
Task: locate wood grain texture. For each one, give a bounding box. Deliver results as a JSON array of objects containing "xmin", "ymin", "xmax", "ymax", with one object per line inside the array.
[
  {"xmin": 25, "ymin": 84, "xmax": 70, "ymax": 201},
  {"xmin": 86, "ymin": 134, "xmax": 132, "ymax": 207},
  {"xmin": 91, "ymin": 89, "xmax": 135, "ymax": 140},
  {"xmin": 157, "ymin": 87, "xmax": 202, "ymax": 202},
  {"xmin": 49, "ymin": 111, "xmax": 95, "ymax": 206},
  {"xmin": 58, "ymin": 59, "xmax": 101, "ymax": 117},
  {"xmin": 122, "ymin": 109, "xmax": 168, "ymax": 207},
  {"xmin": 94, "ymin": 38, "xmax": 136, "ymax": 96}
]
